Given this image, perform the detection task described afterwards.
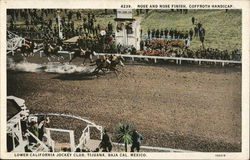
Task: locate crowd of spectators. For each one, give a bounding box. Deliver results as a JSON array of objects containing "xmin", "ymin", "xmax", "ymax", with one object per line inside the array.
[
  {"xmin": 7, "ymin": 9, "xmax": 118, "ymax": 53},
  {"xmin": 147, "ymin": 28, "xmax": 190, "ymax": 40},
  {"xmin": 7, "ymin": 9, "xmax": 241, "ymax": 61},
  {"xmin": 139, "ymin": 39, "xmax": 241, "ymax": 60}
]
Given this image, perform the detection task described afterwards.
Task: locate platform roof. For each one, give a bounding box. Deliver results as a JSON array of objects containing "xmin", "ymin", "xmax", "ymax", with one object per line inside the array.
[
  {"xmin": 63, "ymin": 36, "xmax": 80, "ymax": 43},
  {"xmin": 7, "ymin": 99, "xmax": 22, "ymax": 121}
]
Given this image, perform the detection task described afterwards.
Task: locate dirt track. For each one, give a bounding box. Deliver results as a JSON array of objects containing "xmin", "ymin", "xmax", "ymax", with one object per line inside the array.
[{"xmin": 7, "ymin": 56, "xmax": 242, "ymax": 152}]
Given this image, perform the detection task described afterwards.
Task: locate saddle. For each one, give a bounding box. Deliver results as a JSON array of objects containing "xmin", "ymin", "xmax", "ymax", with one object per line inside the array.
[{"xmin": 23, "ymin": 44, "xmax": 30, "ymax": 50}]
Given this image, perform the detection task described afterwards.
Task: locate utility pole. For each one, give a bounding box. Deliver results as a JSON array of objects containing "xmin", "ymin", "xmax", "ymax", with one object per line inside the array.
[{"xmin": 57, "ymin": 10, "xmax": 63, "ymax": 39}]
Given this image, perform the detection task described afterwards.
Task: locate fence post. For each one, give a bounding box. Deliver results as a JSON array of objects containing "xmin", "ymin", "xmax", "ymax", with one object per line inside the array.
[
  {"xmin": 46, "ymin": 129, "xmax": 52, "ymax": 148},
  {"xmin": 100, "ymin": 126, "xmax": 103, "ymax": 139},
  {"xmin": 69, "ymin": 52, "xmax": 72, "ymax": 60},
  {"xmin": 69, "ymin": 131, "xmax": 75, "ymax": 152}
]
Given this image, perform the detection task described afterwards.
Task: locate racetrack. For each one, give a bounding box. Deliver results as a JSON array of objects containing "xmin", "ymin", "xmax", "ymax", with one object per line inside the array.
[{"xmin": 7, "ymin": 55, "xmax": 241, "ymax": 152}]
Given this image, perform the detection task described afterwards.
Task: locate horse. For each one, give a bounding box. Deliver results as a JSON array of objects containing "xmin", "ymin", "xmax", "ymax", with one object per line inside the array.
[
  {"xmin": 16, "ymin": 42, "xmax": 35, "ymax": 61},
  {"xmin": 92, "ymin": 55, "xmax": 125, "ymax": 75},
  {"xmin": 43, "ymin": 43, "xmax": 64, "ymax": 62},
  {"xmin": 69, "ymin": 48, "xmax": 95, "ymax": 65}
]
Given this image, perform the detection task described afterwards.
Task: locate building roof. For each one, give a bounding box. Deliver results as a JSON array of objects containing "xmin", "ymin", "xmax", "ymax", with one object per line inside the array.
[
  {"xmin": 63, "ymin": 36, "xmax": 80, "ymax": 43},
  {"xmin": 7, "ymin": 99, "xmax": 22, "ymax": 121}
]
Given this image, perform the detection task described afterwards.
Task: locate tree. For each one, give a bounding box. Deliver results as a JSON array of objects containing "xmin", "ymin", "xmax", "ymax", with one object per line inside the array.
[{"xmin": 115, "ymin": 123, "xmax": 133, "ymax": 152}]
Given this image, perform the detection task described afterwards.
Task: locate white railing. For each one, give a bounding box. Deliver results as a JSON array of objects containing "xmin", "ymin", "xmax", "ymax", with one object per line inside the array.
[
  {"xmin": 31, "ymin": 113, "xmax": 103, "ymax": 152},
  {"xmin": 26, "ymin": 130, "xmax": 50, "ymax": 152},
  {"xmin": 7, "ymin": 31, "xmax": 26, "ymax": 55},
  {"xmin": 33, "ymin": 43, "xmax": 44, "ymax": 53},
  {"xmin": 113, "ymin": 142, "xmax": 195, "ymax": 152},
  {"xmin": 76, "ymin": 124, "xmax": 103, "ymax": 150},
  {"xmin": 7, "ymin": 37, "xmax": 25, "ymax": 55},
  {"xmin": 45, "ymin": 128, "xmax": 75, "ymax": 152},
  {"xmin": 7, "ymin": 31, "xmax": 43, "ymax": 56},
  {"xmin": 44, "ymin": 131, "xmax": 55, "ymax": 152},
  {"xmin": 38, "ymin": 50, "xmax": 241, "ymax": 66},
  {"xmin": 76, "ymin": 125, "xmax": 91, "ymax": 150},
  {"xmin": 31, "ymin": 113, "xmax": 98, "ymax": 127},
  {"xmin": 39, "ymin": 50, "xmax": 75, "ymax": 59},
  {"xmin": 95, "ymin": 53, "xmax": 241, "ymax": 66}
]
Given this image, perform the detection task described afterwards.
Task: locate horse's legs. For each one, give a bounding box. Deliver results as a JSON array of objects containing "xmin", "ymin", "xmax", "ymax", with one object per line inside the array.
[
  {"xmin": 90, "ymin": 54, "xmax": 93, "ymax": 63},
  {"xmin": 69, "ymin": 55, "xmax": 76, "ymax": 63},
  {"xmin": 101, "ymin": 68, "xmax": 106, "ymax": 73},
  {"xmin": 47, "ymin": 56, "xmax": 51, "ymax": 62},
  {"xmin": 93, "ymin": 67, "xmax": 99, "ymax": 73},
  {"xmin": 82, "ymin": 58, "xmax": 86, "ymax": 65},
  {"xmin": 23, "ymin": 56, "xmax": 28, "ymax": 62},
  {"xmin": 56, "ymin": 52, "xmax": 64, "ymax": 61},
  {"xmin": 113, "ymin": 68, "xmax": 119, "ymax": 76},
  {"xmin": 31, "ymin": 51, "xmax": 34, "ymax": 56},
  {"xmin": 114, "ymin": 70, "xmax": 118, "ymax": 76},
  {"xmin": 90, "ymin": 59, "xmax": 94, "ymax": 63}
]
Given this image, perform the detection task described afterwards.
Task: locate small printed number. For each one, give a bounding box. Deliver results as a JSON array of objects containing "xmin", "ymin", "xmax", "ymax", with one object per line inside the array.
[{"xmin": 215, "ymin": 154, "xmax": 226, "ymax": 157}]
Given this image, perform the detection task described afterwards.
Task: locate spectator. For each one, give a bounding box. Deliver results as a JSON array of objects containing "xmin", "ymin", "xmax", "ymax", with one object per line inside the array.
[
  {"xmin": 99, "ymin": 129, "xmax": 112, "ymax": 152},
  {"xmin": 147, "ymin": 29, "xmax": 151, "ymax": 39},
  {"xmin": 38, "ymin": 116, "xmax": 50, "ymax": 141},
  {"xmin": 28, "ymin": 120, "xmax": 38, "ymax": 143},
  {"xmin": 131, "ymin": 129, "xmax": 143, "ymax": 152},
  {"xmin": 191, "ymin": 17, "xmax": 195, "ymax": 25},
  {"xmin": 189, "ymin": 28, "xmax": 194, "ymax": 40},
  {"xmin": 194, "ymin": 25, "xmax": 199, "ymax": 37}
]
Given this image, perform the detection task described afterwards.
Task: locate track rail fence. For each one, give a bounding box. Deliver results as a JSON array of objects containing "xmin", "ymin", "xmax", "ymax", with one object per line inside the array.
[
  {"xmin": 95, "ymin": 53, "xmax": 242, "ymax": 66},
  {"xmin": 7, "ymin": 30, "xmax": 241, "ymax": 66},
  {"xmin": 38, "ymin": 50, "xmax": 241, "ymax": 66}
]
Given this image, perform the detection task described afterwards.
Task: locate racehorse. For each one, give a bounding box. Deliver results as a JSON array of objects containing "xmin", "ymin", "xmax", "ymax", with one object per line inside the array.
[
  {"xmin": 69, "ymin": 48, "xmax": 95, "ymax": 65},
  {"xmin": 92, "ymin": 55, "xmax": 125, "ymax": 75},
  {"xmin": 17, "ymin": 42, "xmax": 35, "ymax": 61},
  {"xmin": 43, "ymin": 42, "xmax": 64, "ymax": 62}
]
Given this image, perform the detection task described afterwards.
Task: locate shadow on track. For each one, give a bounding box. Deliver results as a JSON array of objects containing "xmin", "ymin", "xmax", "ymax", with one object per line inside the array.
[{"xmin": 51, "ymin": 73, "xmax": 96, "ymax": 81}]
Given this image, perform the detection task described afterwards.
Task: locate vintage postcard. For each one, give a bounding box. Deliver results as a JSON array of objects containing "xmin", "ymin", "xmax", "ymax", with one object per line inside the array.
[{"xmin": 0, "ymin": 0, "xmax": 249, "ymax": 159}]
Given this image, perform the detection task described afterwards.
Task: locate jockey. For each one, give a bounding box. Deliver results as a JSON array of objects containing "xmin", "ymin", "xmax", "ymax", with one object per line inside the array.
[
  {"xmin": 100, "ymin": 55, "xmax": 111, "ymax": 64},
  {"xmin": 108, "ymin": 54, "xmax": 114, "ymax": 61},
  {"xmin": 79, "ymin": 46, "xmax": 86, "ymax": 56},
  {"xmin": 48, "ymin": 42, "xmax": 54, "ymax": 52},
  {"xmin": 23, "ymin": 42, "xmax": 30, "ymax": 50}
]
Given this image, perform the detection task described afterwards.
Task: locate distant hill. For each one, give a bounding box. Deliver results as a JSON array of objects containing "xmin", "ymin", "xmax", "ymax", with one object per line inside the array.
[{"xmin": 139, "ymin": 9, "xmax": 242, "ymax": 51}]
